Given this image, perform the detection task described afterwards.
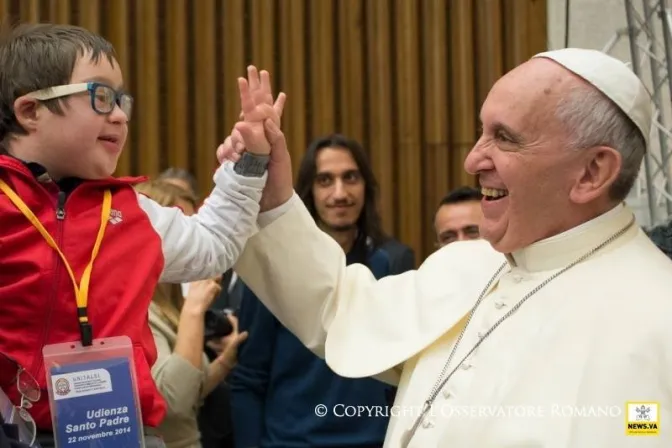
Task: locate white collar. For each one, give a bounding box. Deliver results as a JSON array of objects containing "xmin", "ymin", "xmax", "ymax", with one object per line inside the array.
[{"xmin": 505, "ymin": 203, "xmax": 637, "ymax": 272}]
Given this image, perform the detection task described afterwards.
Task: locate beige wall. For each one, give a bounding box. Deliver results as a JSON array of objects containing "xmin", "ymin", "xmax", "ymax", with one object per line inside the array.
[{"xmin": 548, "ymin": 0, "xmax": 672, "ymax": 227}]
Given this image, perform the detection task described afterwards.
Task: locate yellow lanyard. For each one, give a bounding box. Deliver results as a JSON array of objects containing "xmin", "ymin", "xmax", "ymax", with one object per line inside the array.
[{"xmin": 0, "ymin": 179, "xmax": 111, "ymax": 346}]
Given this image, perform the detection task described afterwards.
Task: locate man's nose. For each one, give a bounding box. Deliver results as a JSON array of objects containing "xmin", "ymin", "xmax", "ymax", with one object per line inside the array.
[
  {"xmin": 332, "ymin": 180, "xmax": 348, "ymax": 198},
  {"xmin": 463, "ymin": 141, "xmax": 492, "ymax": 175}
]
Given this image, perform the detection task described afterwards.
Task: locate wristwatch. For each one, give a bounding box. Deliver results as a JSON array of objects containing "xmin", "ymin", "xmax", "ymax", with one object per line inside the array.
[{"xmin": 233, "ymin": 152, "xmax": 270, "ymax": 177}]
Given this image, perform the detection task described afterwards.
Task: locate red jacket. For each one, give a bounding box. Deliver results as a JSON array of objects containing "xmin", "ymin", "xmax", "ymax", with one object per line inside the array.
[{"xmin": 0, "ymin": 154, "xmax": 265, "ymax": 431}]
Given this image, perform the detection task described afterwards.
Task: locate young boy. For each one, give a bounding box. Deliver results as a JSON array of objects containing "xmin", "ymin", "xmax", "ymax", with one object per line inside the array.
[{"xmin": 0, "ymin": 23, "xmax": 278, "ymax": 446}]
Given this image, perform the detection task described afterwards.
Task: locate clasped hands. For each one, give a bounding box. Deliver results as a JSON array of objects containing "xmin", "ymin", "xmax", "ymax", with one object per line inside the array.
[{"xmin": 216, "ymin": 66, "xmax": 293, "ymax": 212}]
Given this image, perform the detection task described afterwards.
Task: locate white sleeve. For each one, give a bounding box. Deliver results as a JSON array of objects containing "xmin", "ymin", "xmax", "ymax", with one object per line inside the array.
[
  {"xmin": 256, "ymin": 193, "xmax": 299, "ymax": 228},
  {"xmin": 139, "ymin": 161, "xmax": 266, "ymax": 283}
]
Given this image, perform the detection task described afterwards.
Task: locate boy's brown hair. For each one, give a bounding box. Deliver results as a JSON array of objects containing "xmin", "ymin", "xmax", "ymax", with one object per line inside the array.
[{"xmin": 0, "ymin": 22, "xmax": 117, "ymax": 148}]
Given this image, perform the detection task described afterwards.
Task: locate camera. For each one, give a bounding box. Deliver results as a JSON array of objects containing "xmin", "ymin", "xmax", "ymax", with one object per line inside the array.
[{"xmin": 203, "ymin": 309, "xmax": 233, "ymax": 341}]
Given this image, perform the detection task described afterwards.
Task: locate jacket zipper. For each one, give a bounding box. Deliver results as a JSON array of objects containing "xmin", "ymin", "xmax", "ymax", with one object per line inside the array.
[{"xmin": 30, "ymin": 191, "xmax": 67, "ymax": 383}]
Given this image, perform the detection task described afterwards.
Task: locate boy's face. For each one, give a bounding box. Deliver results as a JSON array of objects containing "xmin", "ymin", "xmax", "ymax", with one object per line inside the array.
[{"xmin": 38, "ymin": 53, "xmax": 128, "ymax": 180}]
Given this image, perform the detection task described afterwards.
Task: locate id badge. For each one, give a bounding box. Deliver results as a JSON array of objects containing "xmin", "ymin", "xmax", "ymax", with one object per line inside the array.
[{"xmin": 42, "ymin": 336, "xmax": 144, "ymax": 447}]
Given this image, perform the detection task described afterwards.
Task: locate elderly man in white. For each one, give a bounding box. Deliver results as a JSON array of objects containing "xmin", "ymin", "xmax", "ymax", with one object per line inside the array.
[{"xmin": 223, "ymin": 48, "xmax": 672, "ymax": 447}]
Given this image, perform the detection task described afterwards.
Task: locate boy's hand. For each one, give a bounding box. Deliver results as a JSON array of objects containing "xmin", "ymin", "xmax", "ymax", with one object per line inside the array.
[
  {"xmin": 217, "ymin": 130, "xmax": 244, "ymax": 165},
  {"xmin": 216, "ymin": 66, "xmax": 285, "ymax": 163},
  {"xmin": 231, "ymin": 66, "xmax": 285, "ymax": 156},
  {"xmin": 218, "ymin": 65, "xmax": 294, "ymax": 212}
]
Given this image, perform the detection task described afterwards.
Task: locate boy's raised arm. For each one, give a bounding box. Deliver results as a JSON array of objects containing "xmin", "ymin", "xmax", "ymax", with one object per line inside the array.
[
  {"xmin": 138, "ymin": 161, "xmax": 266, "ymax": 283},
  {"xmin": 135, "ymin": 65, "xmax": 283, "ymax": 283}
]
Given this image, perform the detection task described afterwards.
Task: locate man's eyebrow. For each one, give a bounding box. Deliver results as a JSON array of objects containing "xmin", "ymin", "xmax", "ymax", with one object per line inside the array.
[{"xmin": 491, "ymin": 121, "xmax": 525, "ymax": 144}]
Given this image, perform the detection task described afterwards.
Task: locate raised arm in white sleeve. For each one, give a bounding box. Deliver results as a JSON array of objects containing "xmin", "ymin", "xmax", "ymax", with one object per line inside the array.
[
  {"xmin": 139, "ymin": 161, "xmax": 266, "ymax": 283},
  {"xmin": 233, "ymin": 192, "xmax": 506, "ymax": 385}
]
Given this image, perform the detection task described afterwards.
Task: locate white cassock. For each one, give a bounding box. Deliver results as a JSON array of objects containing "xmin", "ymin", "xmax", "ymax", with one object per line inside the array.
[{"xmin": 235, "ymin": 195, "xmax": 672, "ymax": 447}]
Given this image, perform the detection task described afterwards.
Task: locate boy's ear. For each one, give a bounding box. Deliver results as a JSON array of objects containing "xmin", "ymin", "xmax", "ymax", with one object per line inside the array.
[{"xmin": 13, "ymin": 96, "xmax": 41, "ymax": 132}]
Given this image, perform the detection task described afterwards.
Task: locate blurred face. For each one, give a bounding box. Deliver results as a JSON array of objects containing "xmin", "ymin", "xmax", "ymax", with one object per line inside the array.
[
  {"xmin": 463, "ymin": 59, "xmax": 590, "ymax": 253},
  {"xmin": 163, "ymin": 178, "xmax": 194, "ymax": 196},
  {"xmin": 434, "ymin": 200, "xmax": 483, "ymax": 247},
  {"xmin": 23, "ymin": 54, "xmax": 129, "ymax": 179},
  {"xmin": 312, "ymin": 147, "xmax": 365, "ymax": 232}
]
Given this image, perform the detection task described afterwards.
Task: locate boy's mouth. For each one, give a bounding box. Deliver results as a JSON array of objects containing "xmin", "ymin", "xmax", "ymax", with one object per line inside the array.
[
  {"xmin": 98, "ymin": 135, "xmax": 122, "ymax": 153},
  {"xmin": 99, "ymin": 135, "xmax": 119, "ymax": 144}
]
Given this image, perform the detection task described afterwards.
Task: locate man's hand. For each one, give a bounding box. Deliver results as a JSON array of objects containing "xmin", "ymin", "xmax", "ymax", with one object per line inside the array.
[{"xmin": 257, "ymin": 118, "xmax": 294, "ymax": 212}]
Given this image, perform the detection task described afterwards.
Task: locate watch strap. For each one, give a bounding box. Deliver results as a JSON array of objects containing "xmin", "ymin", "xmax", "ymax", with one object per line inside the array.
[{"xmin": 233, "ymin": 152, "xmax": 270, "ymax": 177}]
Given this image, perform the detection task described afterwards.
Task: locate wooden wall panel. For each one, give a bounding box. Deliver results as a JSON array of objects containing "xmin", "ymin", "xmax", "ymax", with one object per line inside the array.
[
  {"xmin": 104, "ymin": 0, "xmax": 130, "ymax": 175},
  {"xmin": 307, "ymin": 0, "xmax": 335, "ymax": 138},
  {"xmin": 365, "ymin": 0, "xmax": 396, "ymax": 236},
  {"xmin": 221, "ymin": 0, "xmax": 246, "ymax": 147},
  {"xmin": 337, "ymin": 0, "xmax": 365, "ymax": 145},
  {"xmin": 450, "ymin": 0, "xmax": 476, "ymax": 189},
  {"xmin": 133, "ymin": 0, "xmax": 160, "ymax": 177},
  {"xmin": 394, "ymin": 0, "xmax": 423, "ymax": 257},
  {"xmin": 421, "ymin": 0, "xmax": 451, "ymax": 257},
  {"xmin": 192, "ymin": 0, "xmax": 217, "ymax": 194},
  {"xmin": 475, "ymin": 0, "xmax": 505, "ymax": 108},
  {"xmin": 0, "ymin": 0, "xmax": 547, "ymax": 265},
  {"xmin": 250, "ymin": 0, "xmax": 276, "ymax": 77},
  {"xmin": 278, "ymin": 0, "xmax": 307, "ymax": 175},
  {"xmin": 20, "ymin": 0, "xmax": 40, "ymax": 22},
  {"xmin": 77, "ymin": 0, "xmax": 98, "ymax": 34},
  {"xmin": 50, "ymin": 0, "xmax": 70, "ymax": 24},
  {"xmin": 164, "ymin": 0, "xmax": 188, "ymax": 172}
]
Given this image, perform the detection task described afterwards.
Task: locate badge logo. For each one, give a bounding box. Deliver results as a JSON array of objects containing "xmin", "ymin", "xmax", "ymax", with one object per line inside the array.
[
  {"xmin": 54, "ymin": 378, "xmax": 71, "ymax": 396},
  {"xmin": 625, "ymin": 402, "xmax": 659, "ymax": 435}
]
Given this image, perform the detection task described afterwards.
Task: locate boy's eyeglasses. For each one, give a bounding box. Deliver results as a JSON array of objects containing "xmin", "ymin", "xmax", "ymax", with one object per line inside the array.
[
  {"xmin": 27, "ymin": 82, "xmax": 133, "ymax": 120},
  {"xmin": 0, "ymin": 352, "xmax": 41, "ymax": 446}
]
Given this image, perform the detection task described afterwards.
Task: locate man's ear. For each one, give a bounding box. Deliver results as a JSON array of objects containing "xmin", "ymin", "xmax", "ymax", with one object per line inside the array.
[
  {"xmin": 569, "ymin": 146, "xmax": 621, "ymax": 204},
  {"xmin": 12, "ymin": 96, "xmax": 41, "ymax": 133}
]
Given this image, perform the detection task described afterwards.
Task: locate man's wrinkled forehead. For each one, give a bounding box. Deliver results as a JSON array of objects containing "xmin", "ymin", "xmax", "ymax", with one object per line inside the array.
[
  {"xmin": 481, "ymin": 59, "xmax": 573, "ymax": 126},
  {"xmin": 505, "ymin": 58, "xmax": 578, "ymax": 97}
]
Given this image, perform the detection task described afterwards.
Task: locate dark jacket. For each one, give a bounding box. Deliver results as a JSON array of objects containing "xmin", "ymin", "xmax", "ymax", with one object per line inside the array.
[
  {"xmin": 646, "ymin": 220, "xmax": 672, "ymax": 260},
  {"xmin": 229, "ymin": 238, "xmax": 414, "ymax": 448}
]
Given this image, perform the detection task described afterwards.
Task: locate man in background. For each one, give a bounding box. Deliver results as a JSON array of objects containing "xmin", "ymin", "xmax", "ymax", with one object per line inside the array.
[
  {"xmin": 229, "ymin": 134, "xmax": 414, "ymax": 448},
  {"xmin": 434, "ymin": 186, "xmax": 483, "ymax": 248}
]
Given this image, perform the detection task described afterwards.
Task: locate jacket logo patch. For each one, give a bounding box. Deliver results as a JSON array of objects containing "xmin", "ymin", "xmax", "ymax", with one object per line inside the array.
[{"xmin": 109, "ymin": 209, "xmax": 123, "ymax": 225}]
